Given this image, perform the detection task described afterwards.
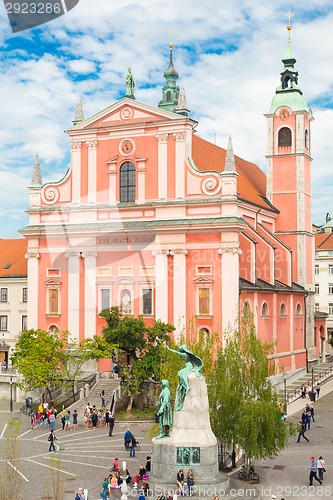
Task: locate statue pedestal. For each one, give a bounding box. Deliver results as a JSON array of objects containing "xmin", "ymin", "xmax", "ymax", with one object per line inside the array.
[{"xmin": 150, "ymin": 373, "xmax": 229, "ymax": 495}]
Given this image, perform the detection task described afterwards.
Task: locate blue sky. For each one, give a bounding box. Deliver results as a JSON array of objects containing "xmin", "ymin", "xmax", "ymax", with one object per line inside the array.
[{"xmin": 0, "ymin": 0, "xmax": 333, "ymax": 237}]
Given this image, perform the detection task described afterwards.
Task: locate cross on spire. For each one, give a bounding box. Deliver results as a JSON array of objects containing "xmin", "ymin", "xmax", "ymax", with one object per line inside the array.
[{"xmin": 285, "ymin": 8, "xmax": 294, "ymax": 41}]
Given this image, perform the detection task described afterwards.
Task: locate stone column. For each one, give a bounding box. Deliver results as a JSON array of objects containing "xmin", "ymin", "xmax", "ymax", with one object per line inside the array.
[
  {"xmin": 218, "ymin": 244, "xmax": 241, "ymax": 342},
  {"xmin": 25, "ymin": 251, "xmax": 40, "ymax": 329},
  {"xmin": 82, "ymin": 251, "xmax": 97, "ymax": 338},
  {"xmin": 156, "ymin": 133, "xmax": 168, "ymax": 199},
  {"xmin": 170, "ymin": 249, "xmax": 188, "ymax": 341},
  {"xmin": 173, "ymin": 131, "xmax": 186, "ymax": 198},
  {"xmin": 152, "ymin": 250, "xmax": 169, "ymax": 323},
  {"xmin": 65, "ymin": 250, "xmax": 81, "ymax": 343},
  {"xmin": 86, "ymin": 140, "xmax": 98, "ymax": 204},
  {"xmin": 71, "ymin": 141, "xmax": 82, "ymax": 203}
]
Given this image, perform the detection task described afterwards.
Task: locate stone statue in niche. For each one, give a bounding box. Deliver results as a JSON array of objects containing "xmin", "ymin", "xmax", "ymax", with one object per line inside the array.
[{"xmin": 121, "ymin": 291, "xmax": 131, "ymax": 314}]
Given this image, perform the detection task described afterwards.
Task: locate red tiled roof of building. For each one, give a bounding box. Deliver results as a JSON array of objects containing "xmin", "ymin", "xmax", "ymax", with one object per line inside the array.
[
  {"xmin": 315, "ymin": 232, "xmax": 333, "ymax": 250},
  {"xmin": 192, "ymin": 135, "xmax": 269, "ymax": 209},
  {"xmin": 0, "ymin": 239, "xmax": 27, "ymax": 277}
]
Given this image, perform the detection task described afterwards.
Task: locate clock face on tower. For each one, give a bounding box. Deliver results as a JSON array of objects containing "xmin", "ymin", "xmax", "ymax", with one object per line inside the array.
[
  {"xmin": 279, "ymin": 109, "xmax": 290, "ymax": 121},
  {"xmin": 120, "ymin": 139, "xmax": 134, "ymax": 156}
]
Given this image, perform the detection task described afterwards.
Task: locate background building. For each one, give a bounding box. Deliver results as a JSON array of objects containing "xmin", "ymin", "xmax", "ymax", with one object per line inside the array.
[
  {"xmin": 315, "ymin": 214, "xmax": 333, "ymax": 350},
  {"xmin": 0, "ymin": 239, "xmax": 27, "ymax": 367},
  {"xmin": 20, "ymin": 29, "xmax": 325, "ymax": 375}
]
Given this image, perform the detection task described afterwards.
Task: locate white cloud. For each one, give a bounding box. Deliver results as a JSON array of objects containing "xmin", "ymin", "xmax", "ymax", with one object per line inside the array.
[{"xmin": 0, "ymin": 0, "xmax": 333, "ymax": 237}]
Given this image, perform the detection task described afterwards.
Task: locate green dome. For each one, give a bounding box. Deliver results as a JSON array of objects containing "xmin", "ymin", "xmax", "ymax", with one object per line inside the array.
[{"xmin": 268, "ymin": 89, "xmax": 308, "ymax": 114}]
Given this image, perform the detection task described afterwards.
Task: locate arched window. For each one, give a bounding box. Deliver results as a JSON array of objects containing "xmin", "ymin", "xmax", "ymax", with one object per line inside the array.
[
  {"xmin": 278, "ymin": 127, "xmax": 292, "ymax": 147},
  {"xmin": 305, "ymin": 129, "xmax": 309, "ymax": 149},
  {"xmin": 296, "ymin": 303, "xmax": 302, "ymax": 315},
  {"xmin": 261, "ymin": 302, "xmax": 269, "ymax": 317},
  {"xmin": 198, "ymin": 327, "xmax": 211, "ymax": 343},
  {"xmin": 120, "ymin": 162, "xmax": 136, "ymax": 202},
  {"xmin": 279, "ymin": 303, "xmax": 287, "ymax": 316}
]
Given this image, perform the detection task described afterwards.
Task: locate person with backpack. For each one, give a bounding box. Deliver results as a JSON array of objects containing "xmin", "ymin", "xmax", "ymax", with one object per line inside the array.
[{"xmin": 48, "ymin": 430, "xmax": 57, "ymax": 452}]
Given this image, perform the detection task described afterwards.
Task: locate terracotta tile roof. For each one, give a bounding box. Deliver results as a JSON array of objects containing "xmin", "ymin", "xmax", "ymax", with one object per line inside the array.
[
  {"xmin": 192, "ymin": 135, "xmax": 270, "ymax": 209},
  {"xmin": 315, "ymin": 232, "xmax": 333, "ymax": 250},
  {"xmin": 0, "ymin": 239, "xmax": 27, "ymax": 277}
]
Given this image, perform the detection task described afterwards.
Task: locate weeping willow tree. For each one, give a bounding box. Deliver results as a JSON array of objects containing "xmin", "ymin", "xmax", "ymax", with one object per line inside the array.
[{"xmin": 209, "ymin": 313, "xmax": 294, "ymax": 467}]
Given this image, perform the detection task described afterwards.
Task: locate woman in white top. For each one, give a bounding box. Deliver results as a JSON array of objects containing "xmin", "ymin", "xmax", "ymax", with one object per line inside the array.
[{"xmin": 317, "ymin": 455, "xmax": 326, "ymax": 480}]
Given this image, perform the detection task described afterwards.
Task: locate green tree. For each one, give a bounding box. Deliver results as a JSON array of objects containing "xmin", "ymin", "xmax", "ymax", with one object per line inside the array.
[
  {"xmin": 11, "ymin": 329, "xmax": 115, "ymax": 402},
  {"xmin": 61, "ymin": 333, "xmax": 116, "ymax": 398},
  {"xmin": 209, "ymin": 314, "xmax": 294, "ymax": 467},
  {"xmin": 11, "ymin": 329, "xmax": 65, "ymax": 400},
  {"xmin": 100, "ymin": 306, "xmax": 175, "ymax": 413}
]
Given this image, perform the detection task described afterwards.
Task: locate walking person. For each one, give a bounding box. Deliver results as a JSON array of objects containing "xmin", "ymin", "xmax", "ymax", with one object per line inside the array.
[
  {"xmin": 124, "ymin": 429, "xmax": 133, "ymax": 450},
  {"xmin": 316, "ymin": 383, "xmax": 321, "ymax": 398},
  {"xmin": 309, "ymin": 456, "xmax": 322, "ymax": 485},
  {"xmin": 317, "ymin": 455, "xmax": 326, "ymax": 481},
  {"xmin": 130, "ymin": 434, "xmax": 137, "ymax": 458},
  {"xmin": 310, "ymin": 405, "xmax": 315, "ymax": 422},
  {"xmin": 109, "ymin": 414, "xmax": 115, "ymax": 437},
  {"xmin": 100, "ymin": 390, "xmax": 106, "ymax": 407},
  {"xmin": 296, "ymin": 421, "xmax": 309, "ymax": 443},
  {"xmin": 301, "ymin": 385, "xmax": 306, "ymax": 398},
  {"xmin": 305, "ymin": 404, "xmax": 311, "ymax": 430},
  {"xmin": 64, "ymin": 410, "xmax": 71, "ymax": 431},
  {"xmin": 73, "ymin": 409, "xmax": 79, "ymax": 430},
  {"xmin": 49, "ymin": 411, "xmax": 56, "ymax": 431},
  {"xmin": 48, "ymin": 430, "xmax": 57, "ymax": 452}
]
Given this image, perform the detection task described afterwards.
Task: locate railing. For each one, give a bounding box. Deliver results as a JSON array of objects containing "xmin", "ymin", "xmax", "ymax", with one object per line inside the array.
[
  {"xmin": 54, "ymin": 372, "xmax": 98, "ymax": 411},
  {"xmin": 0, "ymin": 365, "xmax": 17, "ymax": 375},
  {"xmin": 284, "ymin": 364, "xmax": 333, "ymax": 404}
]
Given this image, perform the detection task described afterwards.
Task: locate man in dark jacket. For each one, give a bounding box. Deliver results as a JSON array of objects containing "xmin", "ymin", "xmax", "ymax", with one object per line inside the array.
[
  {"xmin": 109, "ymin": 414, "xmax": 115, "ymax": 437},
  {"xmin": 124, "ymin": 429, "xmax": 133, "ymax": 449}
]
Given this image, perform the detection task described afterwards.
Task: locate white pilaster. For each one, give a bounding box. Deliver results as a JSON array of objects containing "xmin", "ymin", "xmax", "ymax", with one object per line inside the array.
[
  {"xmin": 218, "ymin": 244, "xmax": 241, "ymax": 342},
  {"xmin": 107, "ymin": 156, "xmax": 118, "ymax": 203},
  {"xmin": 71, "ymin": 141, "xmax": 82, "ymax": 203},
  {"xmin": 170, "ymin": 249, "xmax": 188, "ymax": 341},
  {"xmin": 25, "ymin": 251, "xmax": 40, "ymax": 329},
  {"xmin": 82, "ymin": 251, "xmax": 97, "ymax": 338},
  {"xmin": 65, "ymin": 250, "xmax": 81, "ymax": 343},
  {"xmin": 152, "ymin": 250, "xmax": 169, "ymax": 323},
  {"xmin": 173, "ymin": 131, "xmax": 186, "ymax": 198},
  {"xmin": 136, "ymin": 156, "xmax": 147, "ymax": 203},
  {"xmin": 86, "ymin": 140, "xmax": 98, "ymax": 204},
  {"xmin": 156, "ymin": 133, "xmax": 168, "ymax": 199}
]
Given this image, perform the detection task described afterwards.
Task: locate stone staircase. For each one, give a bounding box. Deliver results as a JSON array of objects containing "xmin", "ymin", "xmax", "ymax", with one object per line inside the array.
[
  {"xmin": 278, "ymin": 361, "xmax": 333, "ymax": 404},
  {"xmin": 66, "ymin": 377, "xmax": 121, "ymax": 419}
]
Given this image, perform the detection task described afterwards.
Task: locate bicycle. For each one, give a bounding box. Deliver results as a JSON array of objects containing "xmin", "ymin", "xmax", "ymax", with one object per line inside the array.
[{"xmin": 238, "ymin": 464, "xmax": 260, "ymax": 481}]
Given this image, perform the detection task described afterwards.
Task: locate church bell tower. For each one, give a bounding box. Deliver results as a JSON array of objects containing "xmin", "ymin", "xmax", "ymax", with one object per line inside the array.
[{"xmin": 265, "ymin": 14, "xmax": 315, "ymax": 361}]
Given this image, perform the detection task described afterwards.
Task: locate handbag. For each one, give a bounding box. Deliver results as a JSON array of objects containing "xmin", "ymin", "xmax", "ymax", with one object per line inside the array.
[{"xmin": 323, "ymin": 467, "xmax": 326, "ymax": 472}]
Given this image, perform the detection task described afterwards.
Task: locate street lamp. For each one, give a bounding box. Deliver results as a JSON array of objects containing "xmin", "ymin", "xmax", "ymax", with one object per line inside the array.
[
  {"xmin": 311, "ymin": 367, "xmax": 314, "ymax": 399},
  {"xmin": 10, "ymin": 376, "xmax": 13, "ymax": 412},
  {"xmin": 284, "ymin": 375, "xmax": 287, "ymax": 415}
]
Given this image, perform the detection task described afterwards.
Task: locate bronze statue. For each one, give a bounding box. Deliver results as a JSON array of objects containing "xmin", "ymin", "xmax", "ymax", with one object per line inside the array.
[
  {"xmin": 167, "ymin": 345, "xmax": 203, "ymax": 411},
  {"xmin": 125, "ymin": 67, "xmax": 135, "ymax": 97},
  {"xmin": 156, "ymin": 379, "xmax": 173, "ymax": 439}
]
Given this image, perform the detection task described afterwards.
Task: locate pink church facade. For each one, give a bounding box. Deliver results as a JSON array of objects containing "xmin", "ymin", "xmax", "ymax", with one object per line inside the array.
[{"xmin": 21, "ymin": 34, "xmax": 326, "ymax": 374}]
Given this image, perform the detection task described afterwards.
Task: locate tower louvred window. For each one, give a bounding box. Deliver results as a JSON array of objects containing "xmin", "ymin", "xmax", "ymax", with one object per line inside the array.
[{"xmin": 278, "ymin": 127, "xmax": 292, "ymax": 147}]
